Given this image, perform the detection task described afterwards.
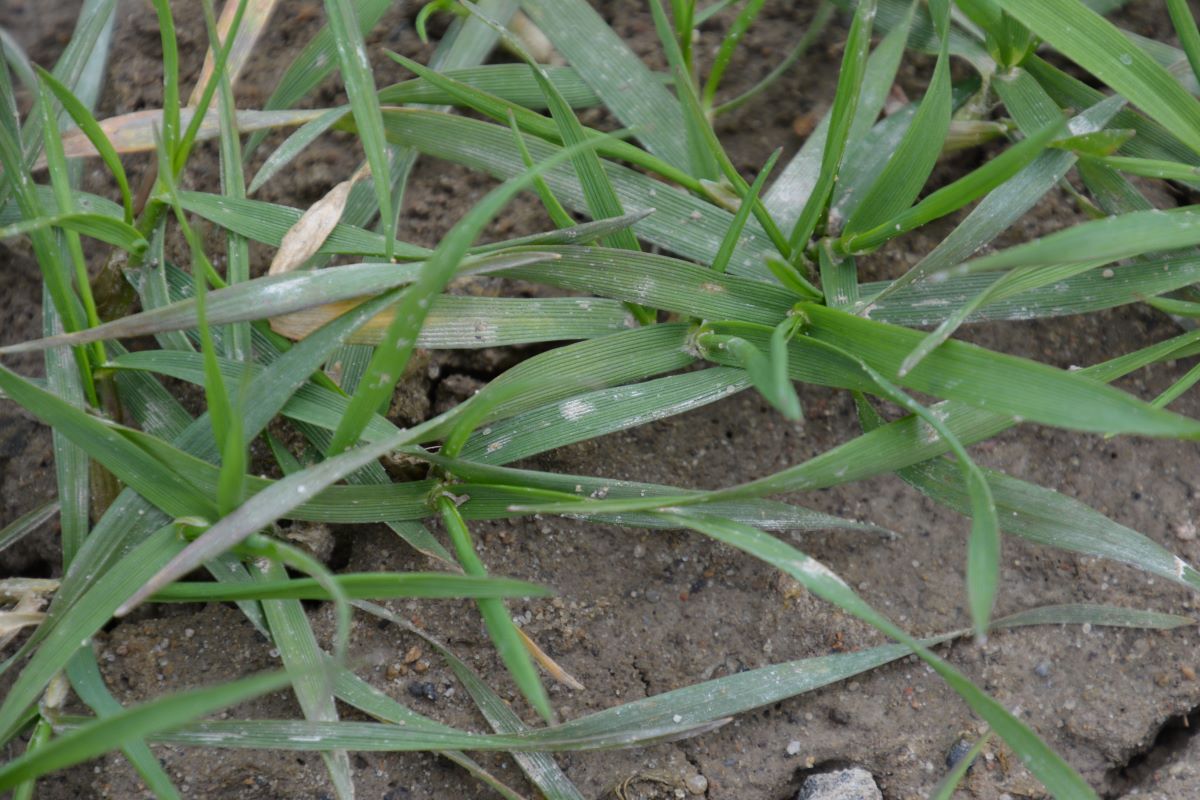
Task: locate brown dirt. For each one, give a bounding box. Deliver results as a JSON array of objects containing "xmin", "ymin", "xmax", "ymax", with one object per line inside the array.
[{"xmin": 2, "ymin": 1, "xmax": 1200, "ymax": 799}]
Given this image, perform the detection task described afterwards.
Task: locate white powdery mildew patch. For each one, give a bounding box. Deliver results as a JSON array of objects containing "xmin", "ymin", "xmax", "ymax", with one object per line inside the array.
[
  {"xmin": 485, "ymin": 435, "xmax": 511, "ymax": 454},
  {"xmin": 795, "ymin": 558, "xmax": 847, "ymax": 587},
  {"xmin": 559, "ymin": 398, "xmax": 596, "ymax": 421}
]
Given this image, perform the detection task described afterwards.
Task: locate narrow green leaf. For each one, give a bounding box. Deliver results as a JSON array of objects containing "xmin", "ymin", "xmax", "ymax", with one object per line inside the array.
[
  {"xmin": 324, "ymin": 0, "xmax": 394, "ymax": 259},
  {"xmin": 379, "ymin": 109, "xmax": 777, "ymax": 276},
  {"xmin": 0, "ymin": 501, "xmax": 58, "ymax": 556},
  {"xmin": 461, "ymin": 368, "xmax": 752, "ymax": 462},
  {"xmin": 861, "ymin": 85, "xmax": 1123, "ymax": 309},
  {"xmin": 244, "ymin": 0, "xmax": 392, "ymax": 158},
  {"xmin": 766, "ymin": 2, "xmax": 912, "ymax": 230},
  {"xmin": 148, "ymin": 0, "xmax": 180, "ymax": 159},
  {"xmin": 1167, "ymin": 0, "xmax": 1200, "ymax": 88},
  {"xmin": 326, "ymin": 134, "xmax": 620, "ymax": 454},
  {"xmin": 787, "ymin": 0, "xmax": 876, "ymax": 250},
  {"xmin": 65, "ymin": 650, "xmax": 183, "ymax": 800},
  {"xmin": 1093, "ymin": 154, "xmax": 1200, "ymax": 182},
  {"xmin": 152, "ymin": 573, "xmax": 549, "ymax": 602},
  {"xmin": 0, "ymin": 212, "xmax": 145, "ymax": 253},
  {"xmin": 438, "ymin": 496, "xmax": 553, "ymax": 723},
  {"xmin": 0, "ymin": 669, "xmax": 297, "ymax": 789},
  {"xmin": 994, "ymin": 0, "xmax": 1200, "ymax": 155},
  {"xmin": 713, "ymin": 149, "xmax": 780, "ymax": 275},
  {"xmin": 930, "ymin": 732, "xmax": 991, "ymax": 800},
  {"xmin": 0, "ymin": 364, "xmax": 213, "ymax": 518},
  {"xmin": 0, "ymin": 524, "xmax": 185, "ymax": 744},
  {"xmin": 34, "ymin": 66, "xmax": 132, "ymax": 223},
  {"xmin": 660, "ymin": 512, "xmax": 1095, "ymax": 798},
  {"xmin": 798, "ymin": 303, "xmax": 1200, "ymax": 438},
  {"xmin": 841, "ymin": 0, "xmax": 952, "ymax": 237},
  {"xmin": 519, "ymin": 0, "xmax": 689, "ymax": 169},
  {"xmin": 838, "ymin": 117, "xmax": 1064, "ymax": 254},
  {"xmin": 701, "ymin": 0, "xmax": 766, "ymax": 108}
]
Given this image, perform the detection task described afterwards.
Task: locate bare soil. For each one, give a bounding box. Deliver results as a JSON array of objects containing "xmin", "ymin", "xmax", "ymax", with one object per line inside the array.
[{"xmin": 2, "ymin": 1, "xmax": 1200, "ymax": 799}]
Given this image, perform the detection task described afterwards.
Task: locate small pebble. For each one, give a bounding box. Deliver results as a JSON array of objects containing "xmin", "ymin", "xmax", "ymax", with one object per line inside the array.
[
  {"xmin": 407, "ymin": 682, "xmax": 438, "ymax": 701},
  {"xmin": 794, "ymin": 767, "xmax": 881, "ymax": 800},
  {"xmin": 786, "ymin": 740, "xmax": 802, "ymax": 756},
  {"xmin": 1182, "ymin": 665, "xmax": 1196, "ymax": 681},
  {"xmin": 946, "ymin": 739, "xmax": 974, "ymax": 770},
  {"xmin": 1034, "ymin": 660, "xmax": 1052, "ymax": 678},
  {"xmin": 684, "ymin": 773, "xmax": 708, "ymax": 795},
  {"xmin": 403, "ymin": 646, "xmax": 422, "ymax": 664},
  {"xmin": 412, "ymin": 659, "xmax": 430, "ymax": 674}
]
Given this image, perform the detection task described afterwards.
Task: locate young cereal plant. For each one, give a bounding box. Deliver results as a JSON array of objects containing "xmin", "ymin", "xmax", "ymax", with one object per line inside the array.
[{"xmin": 1, "ymin": 0, "xmax": 1199, "ymax": 797}]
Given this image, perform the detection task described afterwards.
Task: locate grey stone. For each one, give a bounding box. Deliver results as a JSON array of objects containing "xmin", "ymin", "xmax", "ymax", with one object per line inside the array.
[{"xmin": 795, "ymin": 767, "xmax": 882, "ymax": 800}]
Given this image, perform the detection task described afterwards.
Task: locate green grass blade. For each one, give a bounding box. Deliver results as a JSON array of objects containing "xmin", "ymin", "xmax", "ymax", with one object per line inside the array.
[
  {"xmin": 838, "ymin": 117, "xmax": 1064, "ymax": 254},
  {"xmin": 358, "ymin": 600, "xmax": 584, "ymax": 799},
  {"xmin": 787, "ymin": 0, "xmax": 876, "ymax": 250},
  {"xmin": 519, "ymin": 0, "xmax": 689, "ymax": 169},
  {"xmin": 648, "ymin": 0, "xmax": 720, "ymax": 180},
  {"xmin": 244, "ymin": 0, "xmax": 391, "ymax": 158},
  {"xmin": 797, "ymin": 303, "xmax": 1200, "ymax": 438},
  {"xmin": 1152, "ymin": 361, "xmax": 1200, "ymax": 410},
  {"xmin": 945, "ymin": 207, "xmax": 1200, "ymax": 278},
  {"xmin": 0, "ymin": 364, "xmax": 214, "ymax": 518},
  {"xmin": 701, "ymin": 0, "xmax": 766, "ymax": 109},
  {"xmin": 42, "ymin": 295, "xmax": 89, "ymax": 568},
  {"xmin": 660, "ymin": 512, "xmax": 1095, "ymax": 798},
  {"xmin": 34, "ymin": 66, "xmax": 132, "ymax": 224},
  {"xmin": 148, "ymin": 0, "xmax": 180, "ymax": 159},
  {"xmin": 818, "ymin": 240, "xmax": 858, "ymax": 309},
  {"xmin": 325, "ymin": 135, "xmax": 619, "ymax": 455},
  {"xmin": 716, "ymin": 1, "xmax": 833, "ymax": 116},
  {"xmin": 460, "ymin": 368, "xmax": 750, "ymax": 464},
  {"xmin": 0, "ymin": 211, "xmax": 146, "ymax": 252},
  {"xmin": 1092, "ymin": 154, "xmax": 1200, "ymax": 182},
  {"xmin": 713, "ymin": 149, "xmax": 779, "ymax": 275},
  {"xmin": 505, "ymin": 332, "xmax": 1200, "ymax": 519},
  {"xmin": 1167, "ymin": 0, "xmax": 1200, "ymax": 86},
  {"xmin": 379, "ymin": 64, "xmax": 599, "ymax": 109},
  {"xmin": 383, "ymin": 46, "xmax": 699, "ymax": 192},
  {"xmin": 0, "ymin": 668, "xmax": 297, "ymax": 790},
  {"xmin": 438, "ymin": 496, "xmax": 553, "ymax": 723},
  {"xmin": 330, "ymin": 671, "xmax": 531, "ymax": 800},
  {"xmin": 994, "ymin": 0, "xmax": 1200, "ymax": 155},
  {"xmin": 457, "ymin": 2, "xmax": 643, "ymax": 252},
  {"xmin": 324, "ymin": 0, "xmax": 394, "ymax": 260},
  {"xmin": 151, "ymin": 573, "xmax": 549, "ymax": 602},
  {"xmin": 0, "ymin": 501, "xmax": 58, "ymax": 556},
  {"xmin": 767, "ymin": 2, "xmax": 912, "ymax": 230},
  {"xmin": 249, "ymin": 107, "xmax": 346, "ymax": 194},
  {"xmin": 200, "ymin": 0, "xmax": 253, "ymax": 362},
  {"xmin": 862, "ymin": 84, "xmax": 1123, "ymax": 309},
  {"xmin": 841, "ymin": 2, "xmax": 952, "ymax": 238},
  {"xmin": 255, "ymin": 559, "xmax": 352, "ymax": 800},
  {"xmin": 873, "ymin": 433, "xmax": 1200, "ymax": 591},
  {"xmin": 65, "ymin": 650, "xmax": 183, "ymax": 800},
  {"xmin": 113, "ymin": 418, "xmax": 429, "ymax": 615},
  {"xmin": 930, "ymin": 732, "xmax": 990, "ymax": 800},
  {"xmin": 0, "ymin": 252, "xmax": 554, "ymax": 354},
  {"xmin": 379, "ymin": 109, "xmax": 777, "ymax": 275},
  {"xmin": 0, "ymin": 523, "xmax": 185, "ymax": 743}
]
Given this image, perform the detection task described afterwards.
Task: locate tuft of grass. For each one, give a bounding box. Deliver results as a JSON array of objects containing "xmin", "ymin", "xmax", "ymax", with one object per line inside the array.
[{"xmin": 2, "ymin": 0, "xmax": 1200, "ymax": 797}]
